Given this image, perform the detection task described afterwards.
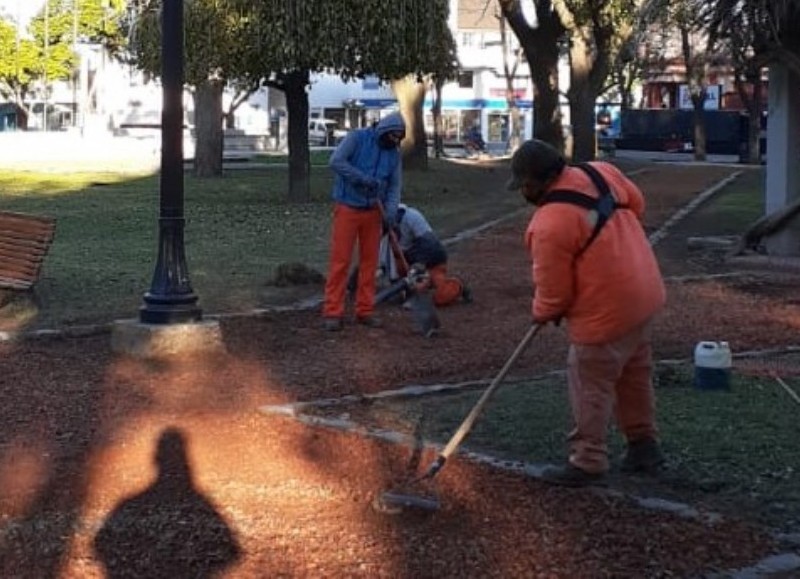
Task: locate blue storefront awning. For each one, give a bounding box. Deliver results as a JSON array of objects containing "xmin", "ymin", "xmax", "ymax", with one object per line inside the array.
[
  {"xmin": 360, "ymin": 98, "xmax": 532, "ymax": 110},
  {"xmin": 424, "ymin": 98, "xmax": 533, "ymax": 110}
]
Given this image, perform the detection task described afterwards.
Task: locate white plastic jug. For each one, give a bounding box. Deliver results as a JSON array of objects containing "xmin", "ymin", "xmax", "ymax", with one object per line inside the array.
[{"xmin": 693, "ymin": 341, "xmax": 732, "ymax": 390}]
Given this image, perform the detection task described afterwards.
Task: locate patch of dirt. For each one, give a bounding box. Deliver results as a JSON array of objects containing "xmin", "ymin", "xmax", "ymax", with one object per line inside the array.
[{"xmin": 1, "ymin": 164, "xmax": 798, "ymax": 577}]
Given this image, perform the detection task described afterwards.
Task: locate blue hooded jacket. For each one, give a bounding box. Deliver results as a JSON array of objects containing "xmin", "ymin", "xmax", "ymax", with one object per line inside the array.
[{"xmin": 329, "ymin": 112, "xmax": 405, "ymax": 222}]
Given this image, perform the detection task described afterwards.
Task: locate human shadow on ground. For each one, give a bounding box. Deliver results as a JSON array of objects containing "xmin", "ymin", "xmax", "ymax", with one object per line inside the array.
[{"xmin": 94, "ymin": 427, "xmax": 241, "ymax": 578}]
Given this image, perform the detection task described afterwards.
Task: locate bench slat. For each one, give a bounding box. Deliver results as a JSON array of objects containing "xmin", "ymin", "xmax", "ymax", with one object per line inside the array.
[
  {"xmin": 0, "ymin": 255, "xmax": 42, "ymax": 275},
  {"xmin": 0, "ymin": 276, "xmax": 32, "ymax": 290},
  {"xmin": 0, "ymin": 220, "xmax": 55, "ymax": 239},
  {"xmin": 0, "ymin": 221, "xmax": 55, "ymax": 237},
  {"xmin": 0, "ymin": 267, "xmax": 37, "ymax": 283},
  {"xmin": 0, "ymin": 210, "xmax": 56, "ymax": 291},
  {"xmin": 0, "ymin": 228, "xmax": 55, "ymax": 243},
  {"xmin": 0, "ymin": 210, "xmax": 56, "ymax": 226},
  {"xmin": 0, "ymin": 244, "xmax": 49, "ymax": 260}
]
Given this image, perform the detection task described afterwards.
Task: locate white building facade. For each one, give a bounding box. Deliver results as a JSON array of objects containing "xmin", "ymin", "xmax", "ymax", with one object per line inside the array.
[
  {"xmin": 304, "ymin": 0, "xmax": 535, "ymax": 148},
  {"xmin": 13, "ymin": 0, "xmax": 534, "ymax": 149}
]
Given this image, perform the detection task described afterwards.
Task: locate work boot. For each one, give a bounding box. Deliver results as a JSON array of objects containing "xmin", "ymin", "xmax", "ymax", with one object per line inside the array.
[
  {"xmin": 461, "ymin": 284, "xmax": 473, "ymax": 304},
  {"xmin": 323, "ymin": 317, "xmax": 343, "ymax": 332},
  {"xmin": 620, "ymin": 438, "xmax": 665, "ymax": 474},
  {"xmin": 356, "ymin": 315, "xmax": 383, "ymax": 328},
  {"xmin": 540, "ymin": 463, "xmax": 607, "ymax": 488}
]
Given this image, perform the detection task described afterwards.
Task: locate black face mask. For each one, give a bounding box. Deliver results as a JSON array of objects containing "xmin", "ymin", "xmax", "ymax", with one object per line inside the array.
[{"xmin": 379, "ymin": 133, "xmax": 401, "ymax": 149}]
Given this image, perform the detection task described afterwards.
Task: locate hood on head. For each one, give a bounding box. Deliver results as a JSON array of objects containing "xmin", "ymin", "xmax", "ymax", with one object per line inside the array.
[{"xmin": 376, "ymin": 112, "xmax": 406, "ymax": 136}]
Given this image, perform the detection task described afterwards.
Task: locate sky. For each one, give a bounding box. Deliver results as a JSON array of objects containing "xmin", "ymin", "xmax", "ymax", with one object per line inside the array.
[{"xmin": 0, "ymin": 0, "xmax": 45, "ymax": 26}]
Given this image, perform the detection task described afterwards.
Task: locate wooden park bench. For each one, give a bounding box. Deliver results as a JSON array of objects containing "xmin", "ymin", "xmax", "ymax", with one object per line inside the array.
[{"xmin": 0, "ymin": 210, "xmax": 57, "ymax": 292}]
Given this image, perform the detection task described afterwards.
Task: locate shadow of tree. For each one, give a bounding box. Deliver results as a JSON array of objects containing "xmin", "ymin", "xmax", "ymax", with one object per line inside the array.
[{"xmin": 94, "ymin": 427, "xmax": 240, "ymax": 578}]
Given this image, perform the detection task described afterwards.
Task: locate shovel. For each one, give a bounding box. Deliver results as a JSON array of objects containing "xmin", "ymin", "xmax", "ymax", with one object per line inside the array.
[{"xmin": 378, "ymin": 203, "xmax": 440, "ymax": 337}]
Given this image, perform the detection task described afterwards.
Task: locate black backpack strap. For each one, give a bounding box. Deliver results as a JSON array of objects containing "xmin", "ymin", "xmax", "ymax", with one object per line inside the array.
[
  {"xmin": 574, "ymin": 163, "xmax": 618, "ymax": 254},
  {"xmin": 539, "ymin": 163, "xmax": 625, "ymax": 257},
  {"xmin": 540, "ymin": 190, "xmax": 597, "ymax": 211}
]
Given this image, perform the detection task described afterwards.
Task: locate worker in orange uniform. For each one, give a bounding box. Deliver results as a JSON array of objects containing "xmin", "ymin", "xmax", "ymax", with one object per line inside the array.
[
  {"xmin": 506, "ymin": 139, "xmax": 667, "ymax": 487},
  {"xmin": 387, "ymin": 204, "xmax": 472, "ymax": 307},
  {"xmin": 322, "ymin": 112, "xmax": 406, "ymax": 332}
]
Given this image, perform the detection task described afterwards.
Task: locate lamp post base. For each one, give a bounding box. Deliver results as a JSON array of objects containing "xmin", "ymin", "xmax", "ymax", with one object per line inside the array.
[
  {"xmin": 111, "ymin": 318, "xmax": 224, "ymax": 359},
  {"xmin": 139, "ymin": 295, "xmax": 203, "ymax": 325}
]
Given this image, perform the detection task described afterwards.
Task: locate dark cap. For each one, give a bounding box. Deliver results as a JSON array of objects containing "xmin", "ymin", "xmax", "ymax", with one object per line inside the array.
[{"xmin": 506, "ymin": 139, "xmax": 566, "ymax": 191}]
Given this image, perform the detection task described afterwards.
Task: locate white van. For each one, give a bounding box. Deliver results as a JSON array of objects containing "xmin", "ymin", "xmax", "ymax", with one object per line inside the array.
[{"xmin": 308, "ymin": 118, "xmax": 347, "ymax": 146}]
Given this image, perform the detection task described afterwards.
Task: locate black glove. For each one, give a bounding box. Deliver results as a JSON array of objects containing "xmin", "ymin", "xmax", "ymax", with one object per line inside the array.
[
  {"xmin": 363, "ymin": 178, "xmax": 381, "ymax": 197},
  {"xmin": 381, "ymin": 215, "xmax": 393, "ymax": 234}
]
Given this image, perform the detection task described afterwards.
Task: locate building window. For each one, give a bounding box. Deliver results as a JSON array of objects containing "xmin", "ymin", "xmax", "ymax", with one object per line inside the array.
[
  {"xmin": 461, "ymin": 32, "xmax": 474, "ymax": 47},
  {"xmin": 458, "ymin": 71, "xmax": 474, "ymax": 89},
  {"xmin": 488, "ymin": 113, "xmax": 509, "ymax": 142}
]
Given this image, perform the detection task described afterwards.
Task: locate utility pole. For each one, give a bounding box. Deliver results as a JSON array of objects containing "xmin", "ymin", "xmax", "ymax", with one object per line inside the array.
[
  {"xmin": 43, "ymin": 0, "xmax": 49, "ymax": 132},
  {"xmin": 72, "ymin": 0, "xmax": 79, "ymax": 129},
  {"xmin": 14, "ymin": 0, "xmax": 20, "ymax": 99}
]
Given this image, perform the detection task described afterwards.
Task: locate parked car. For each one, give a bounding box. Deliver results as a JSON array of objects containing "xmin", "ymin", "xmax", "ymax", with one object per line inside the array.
[{"xmin": 308, "ymin": 118, "xmax": 347, "ymax": 146}]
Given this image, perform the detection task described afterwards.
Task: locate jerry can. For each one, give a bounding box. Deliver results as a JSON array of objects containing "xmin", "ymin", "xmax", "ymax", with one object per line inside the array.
[{"xmin": 693, "ymin": 341, "xmax": 732, "ymax": 390}]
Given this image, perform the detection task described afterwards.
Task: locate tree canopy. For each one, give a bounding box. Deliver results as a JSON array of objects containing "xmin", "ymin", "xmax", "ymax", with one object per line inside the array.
[
  {"xmin": 234, "ymin": 0, "xmax": 456, "ymax": 82},
  {"xmin": 129, "ymin": 0, "xmax": 457, "ymax": 195},
  {"xmin": 0, "ymin": 0, "xmax": 127, "ymax": 120},
  {"xmin": 706, "ymin": 0, "xmax": 800, "ymax": 74}
]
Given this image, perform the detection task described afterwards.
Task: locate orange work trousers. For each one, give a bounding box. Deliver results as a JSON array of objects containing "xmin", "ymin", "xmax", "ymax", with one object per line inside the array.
[
  {"xmin": 323, "ymin": 203, "xmax": 382, "ymax": 319},
  {"xmin": 428, "ymin": 264, "xmax": 463, "ymax": 307},
  {"xmin": 565, "ymin": 319, "xmax": 658, "ymax": 474}
]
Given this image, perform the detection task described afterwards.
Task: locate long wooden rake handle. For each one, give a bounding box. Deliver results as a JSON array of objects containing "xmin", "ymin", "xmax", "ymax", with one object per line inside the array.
[{"xmin": 421, "ymin": 323, "xmax": 543, "ymax": 479}]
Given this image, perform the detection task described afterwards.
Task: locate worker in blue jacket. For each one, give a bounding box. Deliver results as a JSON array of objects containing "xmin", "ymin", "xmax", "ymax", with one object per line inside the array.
[{"xmin": 322, "ymin": 112, "xmax": 406, "ymax": 331}]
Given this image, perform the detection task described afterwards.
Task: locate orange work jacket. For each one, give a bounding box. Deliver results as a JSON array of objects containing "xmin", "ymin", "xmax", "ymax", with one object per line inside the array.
[{"xmin": 524, "ymin": 162, "xmax": 666, "ymax": 344}]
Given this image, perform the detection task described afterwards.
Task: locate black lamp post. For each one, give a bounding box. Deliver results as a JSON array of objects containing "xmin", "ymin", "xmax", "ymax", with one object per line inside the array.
[{"xmin": 140, "ymin": 0, "xmax": 202, "ymax": 324}]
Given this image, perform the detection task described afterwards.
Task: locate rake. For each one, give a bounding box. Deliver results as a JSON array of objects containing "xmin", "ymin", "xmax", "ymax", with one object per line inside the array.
[{"xmin": 374, "ymin": 323, "xmax": 543, "ymax": 514}]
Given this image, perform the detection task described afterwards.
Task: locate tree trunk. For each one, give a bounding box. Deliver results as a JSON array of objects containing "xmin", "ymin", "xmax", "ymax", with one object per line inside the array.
[
  {"xmin": 500, "ymin": 0, "xmax": 566, "ymax": 152},
  {"xmin": 193, "ymin": 79, "xmax": 225, "ymax": 178},
  {"xmin": 567, "ymin": 33, "xmax": 599, "ymax": 163},
  {"xmin": 692, "ymin": 97, "xmax": 707, "ymax": 161},
  {"xmin": 569, "ymin": 87, "xmax": 597, "ymax": 163},
  {"xmin": 283, "ymin": 70, "xmax": 311, "ymax": 202},
  {"xmin": 739, "ymin": 199, "xmax": 800, "ymax": 253},
  {"xmin": 392, "ymin": 75, "xmax": 428, "ymax": 170},
  {"xmin": 620, "ymin": 63, "xmax": 637, "ymax": 110},
  {"xmin": 735, "ymin": 65, "xmax": 765, "ymax": 166},
  {"xmin": 432, "ymin": 78, "xmax": 445, "ymax": 158},
  {"xmin": 748, "ymin": 74, "xmax": 763, "ymax": 165},
  {"xmin": 499, "ymin": 12, "xmax": 522, "ymax": 152},
  {"xmin": 508, "ymin": 104, "xmax": 522, "ymax": 152}
]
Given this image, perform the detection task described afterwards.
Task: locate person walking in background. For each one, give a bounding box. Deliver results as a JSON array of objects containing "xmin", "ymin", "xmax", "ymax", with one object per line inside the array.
[
  {"xmin": 388, "ymin": 203, "xmax": 472, "ymax": 307},
  {"xmin": 506, "ymin": 139, "xmax": 667, "ymax": 487},
  {"xmin": 322, "ymin": 112, "xmax": 406, "ymax": 331}
]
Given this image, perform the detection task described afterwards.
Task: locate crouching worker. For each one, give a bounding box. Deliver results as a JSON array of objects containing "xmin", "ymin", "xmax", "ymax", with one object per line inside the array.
[
  {"xmin": 388, "ymin": 204, "xmax": 472, "ymax": 307},
  {"xmin": 507, "ymin": 139, "xmax": 667, "ymax": 487}
]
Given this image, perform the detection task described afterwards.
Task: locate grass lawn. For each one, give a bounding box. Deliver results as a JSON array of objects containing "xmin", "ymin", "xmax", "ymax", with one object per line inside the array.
[
  {"xmin": 302, "ymin": 362, "xmax": 800, "ymax": 529},
  {"xmin": 251, "ymin": 150, "xmax": 334, "ymax": 166},
  {"xmin": 0, "ymin": 158, "xmax": 523, "ymax": 330},
  {"xmin": 689, "ymin": 167, "xmax": 766, "ymax": 234},
  {"xmin": 0, "ymin": 159, "xmax": 757, "ymax": 332}
]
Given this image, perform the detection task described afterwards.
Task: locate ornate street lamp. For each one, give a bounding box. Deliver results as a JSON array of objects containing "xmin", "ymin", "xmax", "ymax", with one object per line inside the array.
[{"xmin": 140, "ymin": 0, "xmax": 202, "ymax": 324}]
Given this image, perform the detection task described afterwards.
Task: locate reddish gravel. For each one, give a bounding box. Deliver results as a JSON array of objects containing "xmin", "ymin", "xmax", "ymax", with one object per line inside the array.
[{"xmin": 1, "ymin": 165, "xmax": 798, "ymax": 577}]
